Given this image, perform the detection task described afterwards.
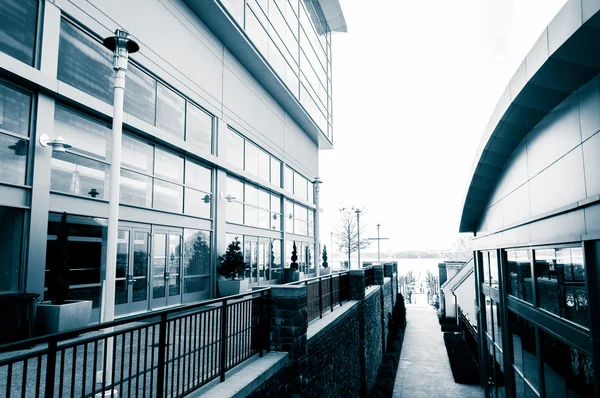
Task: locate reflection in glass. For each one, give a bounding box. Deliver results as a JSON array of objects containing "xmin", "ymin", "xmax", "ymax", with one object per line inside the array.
[
  {"xmin": 153, "ymin": 179, "xmax": 183, "ymax": 213},
  {"xmin": 490, "ymin": 250, "xmax": 499, "ymax": 289},
  {"xmin": 258, "ymin": 209, "xmax": 270, "ymax": 229},
  {"xmin": 245, "ymin": 141, "xmax": 259, "ymax": 176},
  {"xmin": 124, "ymin": 64, "xmax": 156, "ymax": 125},
  {"xmin": 0, "ymin": 0, "xmax": 37, "ymax": 65},
  {"xmin": 535, "ymin": 247, "xmax": 588, "ymax": 328},
  {"xmin": 270, "ymin": 239, "xmax": 282, "ymax": 281},
  {"xmin": 115, "ymin": 230, "xmax": 130, "ymax": 305},
  {"xmin": 184, "ymin": 188, "xmax": 211, "ymax": 219},
  {"xmin": 54, "ymin": 105, "xmax": 111, "ymax": 161},
  {"xmin": 271, "ymin": 157, "xmax": 281, "ymax": 186},
  {"xmin": 227, "ymin": 129, "xmax": 244, "ymax": 169},
  {"xmin": 294, "ymin": 173, "xmax": 307, "ymax": 200},
  {"xmin": 539, "ymin": 329, "xmax": 594, "ymax": 397},
  {"xmin": 0, "ymin": 82, "xmax": 32, "ymax": 136},
  {"xmin": 152, "ymin": 233, "xmax": 166, "ymax": 299},
  {"xmin": 122, "ymin": 134, "xmax": 153, "ymax": 173},
  {"xmin": 185, "ymin": 160, "xmax": 211, "ymax": 191},
  {"xmin": 132, "ymin": 231, "xmax": 148, "ymax": 303},
  {"xmin": 227, "ymin": 201, "xmax": 243, "ymax": 224},
  {"xmin": 507, "ymin": 250, "xmax": 533, "ymax": 304},
  {"xmin": 285, "ymin": 166, "xmax": 293, "ymax": 192},
  {"xmin": 58, "ymin": 20, "xmax": 113, "ymax": 104},
  {"xmin": 245, "ymin": 184, "xmax": 258, "ymax": 206},
  {"xmin": 51, "ymin": 152, "xmax": 109, "ymax": 199},
  {"xmin": 245, "ymin": 205, "xmax": 258, "ymax": 227},
  {"xmin": 258, "ymin": 149, "xmax": 270, "ymax": 181},
  {"xmin": 156, "ymin": 83, "xmax": 185, "ymax": 139},
  {"xmin": 154, "ymin": 148, "xmax": 183, "ymax": 183},
  {"xmin": 0, "ymin": 206, "xmax": 24, "ymax": 291},
  {"xmin": 509, "ymin": 312, "xmax": 539, "ymax": 391},
  {"xmin": 482, "ymin": 251, "xmax": 490, "ymax": 285},
  {"xmin": 0, "ymin": 133, "xmax": 27, "ymax": 185},
  {"xmin": 186, "ymin": 104, "xmax": 212, "ymax": 153},
  {"xmin": 168, "ymin": 234, "xmax": 181, "ymax": 296},
  {"xmin": 120, "ymin": 169, "xmax": 152, "ymax": 207}
]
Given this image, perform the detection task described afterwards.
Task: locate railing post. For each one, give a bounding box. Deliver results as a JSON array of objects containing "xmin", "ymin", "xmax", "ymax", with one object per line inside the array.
[
  {"xmin": 220, "ymin": 299, "xmax": 228, "ymax": 382},
  {"xmin": 259, "ymin": 293, "xmax": 264, "ymax": 358},
  {"xmin": 44, "ymin": 339, "xmax": 57, "ymax": 398},
  {"xmin": 156, "ymin": 313, "xmax": 167, "ymax": 398},
  {"xmin": 318, "ymin": 276, "xmax": 323, "ymax": 319}
]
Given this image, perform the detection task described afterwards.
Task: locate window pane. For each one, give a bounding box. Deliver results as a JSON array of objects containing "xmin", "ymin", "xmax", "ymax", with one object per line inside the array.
[
  {"xmin": 308, "ymin": 210, "xmax": 314, "ymax": 237},
  {"xmin": 535, "ymin": 248, "xmax": 588, "ymax": 328},
  {"xmin": 227, "ymin": 201, "xmax": 243, "ymax": 224},
  {"xmin": 271, "ymin": 194, "xmax": 281, "ymax": 213},
  {"xmin": 185, "ymin": 160, "xmax": 211, "ymax": 192},
  {"xmin": 0, "ymin": 82, "xmax": 32, "ymax": 136},
  {"xmin": 308, "ymin": 181, "xmax": 314, "ymax": 203},
  {"xmin": 285, "ymin": 166, "xmax": 293, "ymax": 192},
  {"xmin": 122, "ymin": 134, "xmax": 153, "ymax": 173},
  {"xmin": 539, "ymin": 329, "xmax": 594, "ymax": 397},
  {"xmin": 258, "ymin": 189, "xmax": 270, "ymax": 210},
  {"xmin": 485, "ymin": 296, "xmax": 493, "ymax": 337},
  {"xmin": 245, "ymin": 141, "xmax": 259, "ymax": 176},
  {"xmin": 58, "ymin": 20, "xmax": 112, "ymax": 104},
  {"xmin": 285, "ymin": 200, "xmax": 294, "ymax": 233},
  {"xmin": 0, "ymin": 0, "xmax": 37, "ymax": 65},
  {"xmin": 51, "ymin": 152, "xmax": 109, "ymax": 199},
  {"xmin": 0, "ymin": 132, "xmax": 27, "ymax": 184},
  {"xmin": 54, "ymin": 105, "xmax": 111, "ymax": 161},
  {"xmin": 227, "ymin": 129, "xmax": 244, "ymax": 169},
  {"xmin": 271, "ymin": 157, "xmax": 281, "ymax": 186},
  {"xmin": 120, "ymin": 169, "xmax": 152, "ymax": 207},
  {"xmin": 271, "ymin": 212, "xmax": 281, "ymax": 231},
  {"xmin": 186, "ymin": 104, "xmax": 212, "ymax": 153},
  {"xmin": 482, "ymin": 251, "xmax": 490, "ymax": 285},
  {"xmin": 271, "ymin": 239, "xmax": 282, "ymax": 281},
  {"xmin": 294, "ymin": 173, "xmax": 308, "ymax": 201},
  {"xmin": 154, "ymin": 148, "xmax": 183, "ymax": 183},
  {"xmin": 245, "ymin": 184, "xmax": 259, "ymax": 206},
  {"xmin": 184, "ymin": 188, "xmax": 211, "ymax": 219},
  {"xmin": 153, "ymin": 179, "xmax": 183, "ymax": 213},
  {"xmin": 258, "ymin": 209, "xmax": 270, "ymax": 229},
  {"xmin": 227, "ymin": 176, "xmax": 243, "ymax": 200},
  {"xmin": 124, "ymin": 64, "xmax": 156, "ymax": 125},
  {"xmin": 0, "ymin": 205, "xmax": 23, "ymax": 291},
  {"xmin": 490, "ymin": 251, "xmax": 499, "ymax": 289},
  {"xmin": 258, "ymin": 149, "xmax": 270, "ymax": 181},
  {"xmin": 183, "ymin": 229, "xmax": 211, "ymax": 279},
  {"xmin": 509, "ymin": 311, "xmax": 539, "ymax": 391},
  {"xmin": 245, "ymin": 205, "xmax": 258, "ymax": 227},
  {"xmin": 156, "ymin": 83, "xmax": 185, "ymax": 139},
  {"xmin": 507, "ymin": 250, "xmax": 533, "ymax": 304}
]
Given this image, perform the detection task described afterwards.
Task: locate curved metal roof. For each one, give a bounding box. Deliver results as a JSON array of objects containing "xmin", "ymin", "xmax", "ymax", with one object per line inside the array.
[{"xmin": 460, "ymin": 0, "xmax": 600, "ymax": 232}]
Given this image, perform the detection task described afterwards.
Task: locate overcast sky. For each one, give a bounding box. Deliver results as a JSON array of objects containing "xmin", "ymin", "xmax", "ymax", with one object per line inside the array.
[{"xmin": 318, "ymin": 0, "xmax": 568, "ymax": 254}]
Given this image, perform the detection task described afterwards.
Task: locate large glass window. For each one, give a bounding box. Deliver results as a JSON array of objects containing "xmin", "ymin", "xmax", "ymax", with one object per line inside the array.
[
  {"xmin": 509, "ymin": 312, "xmax": 540, "ymax": 393},
  {"xmin": 539, "ymin": 329, "xmax": 594, "ymax": 397},
  {"xmin": 54, "ymin": 105, "xmax": 112, "ymax": 161},
  {"xmin": 0, "ymin": 0, "xmax": 37, "ymax": 66},
  {"xmin": 58, "ymin": 20, "xmax": 113, "ymax": 104},
  {"xmin": 124, "ymin": 64, "xmax": 157, "ymax": 125},
  {"xmin": 156, "ymin": 83, "xmax": 185, "ymax": 140},
  {"xmin": 0, "ymin": 82, "xmax": 32, "ymax": 185},
  {"xmin": 0, "ymin": 82, "xmax": 32, "ymax": 137},
  {"xmin": 122, "ymin": 135, "xmax": 153, "ymax": 174},
  {"xmin": 186, "ymin": 103, "xmax": 212, "ymax": 153},
  {"xmin": 120, "ymin": 169, "xmax": 152, "ymax": 207},
  {"xmin": 51, "ymin": 151, "xmax": 110, "ymax": 199},
  {"xmin": 285, "ymin": 166, "xmax": 294, "ymax": 192},
  {"xmin": 271, "ymin": 157, "xmax": 281, "ymax": 186},
  {"xmin": 482, "ymin": 251, "xmax": 490, "ymax": 285},
  {"xmin": 534, "ymin": 247, "xmax": 588, "ymax": 328},
  {"xmin": 183, "ymin": 229, "xmax": 211, "ymax": 297},
  {"xmin": 227, "ymin": 129, "xmax": 244, "ymax": 169},
  {"xmin": 245, "ymin": 141, "xmax": 259, "ymax": 176},
  {"xmin": 490, "ymin": 250, "xmax": 499, "ymax": 289},
  {"xmin": 154, "ymin": 148, "xmax": 183, "ymax": 183},
  {"xmin": 507, "ymin": 250, "xmax": 533, "ymax": 304},
  {"xmin": 184, "ymin": 160, "xmax": 211, "ymax": 219},
  {"xmin": 0, "ymin": 206, "xmax": 24, "ymax": 292},
  {"xmin": 226, "ymin": 176, "xmax": 244, "ymax": 224}
]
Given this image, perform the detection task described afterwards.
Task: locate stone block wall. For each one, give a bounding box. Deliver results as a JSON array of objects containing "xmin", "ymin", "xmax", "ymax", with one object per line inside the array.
[{"xmin": 363, "ymin": 288, "xmax": 383, "ymax": 393}]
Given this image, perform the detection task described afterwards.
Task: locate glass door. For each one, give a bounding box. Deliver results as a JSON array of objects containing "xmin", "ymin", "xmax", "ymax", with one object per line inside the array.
[
  {"xmin": 115, "ymin": 225, "xmax": 150, "ymax": 316},
  {"xmin": 151, "ymin": 228, "xmax": 182, "ymax": 309},
  {"xmin": 244, "ymin": 237, "xmax": 258, "ymax": 285},
  {"xmin": 258, "ymin": 238, "xmax": 271, "ymax": 285}
]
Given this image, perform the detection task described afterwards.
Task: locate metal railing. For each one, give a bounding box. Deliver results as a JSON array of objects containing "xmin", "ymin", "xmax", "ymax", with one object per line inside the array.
[
  {"xmin": 458, "ymin": 306, "xmax": 479, "ymax": 361},
  {"xmin": 364, "ymin": 265, "xmax": 375, "ymax": 287},
  {"xmin": 0, "ymin": 289, "xmax": 270, "ymax": 398},
  {"xmin": 286, "ymin": 271, "xmax": 350, "ymax": 323}
]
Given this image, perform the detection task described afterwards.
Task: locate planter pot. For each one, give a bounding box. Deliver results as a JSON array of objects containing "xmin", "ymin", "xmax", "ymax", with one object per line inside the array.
[
  {"xmin": 320, "ymin": 268, "xmax": 331, "ymax": 275},
  {"xmin": 218, "ymin": 279, "xmax": 249, "ymax": 297},
  {"xmin": 36, "ymin": 300, "xmax": 92, "ymax": 335},
  {"xmin": 283, "ymin": 268, "xmax": 300, "ymax": 283}
]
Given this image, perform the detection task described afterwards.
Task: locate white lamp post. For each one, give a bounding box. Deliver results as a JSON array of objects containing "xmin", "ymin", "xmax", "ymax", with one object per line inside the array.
[
  {"xmin": 101, "ymin": 28, "xmax": 139, "ymax": 389},
  {"xmin": 314, "ymin": 177, "xmax": 322, "ymax": 277}
]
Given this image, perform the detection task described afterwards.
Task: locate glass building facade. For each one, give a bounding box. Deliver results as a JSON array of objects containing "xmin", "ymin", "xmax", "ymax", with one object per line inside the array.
[{"xmin": 0, "ymin": 0, "xmax": 342, "ymax": 322}]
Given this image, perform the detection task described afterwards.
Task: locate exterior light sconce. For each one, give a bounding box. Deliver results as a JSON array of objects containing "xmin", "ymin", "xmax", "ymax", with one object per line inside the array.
[
  {"xmin": 88, "ymin": 188, "xmax": 100, "ymax": 198},
  {"xmin": 272, "ymin": 214, "xmax": 279, "ymax": 220},
  {"xmin": 202, "ymin": 194, "xmax": 212, "ymax": 204},
  {"xmin": 39, "ymin": 134, "xmax": 72, "ymax": 153},
  {"xmin": 219, "ymin": 193, "xmax": 236, "ymax": 202},
  {"xmin": 8, "ymin": 139, "xmax": 28, "ymax": 156}
]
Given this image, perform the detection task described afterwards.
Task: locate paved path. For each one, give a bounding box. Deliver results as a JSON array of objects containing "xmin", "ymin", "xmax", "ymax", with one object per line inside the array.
[{"xmin": 393, "ymin": 303, "xmax": 484, "ymax": 398}]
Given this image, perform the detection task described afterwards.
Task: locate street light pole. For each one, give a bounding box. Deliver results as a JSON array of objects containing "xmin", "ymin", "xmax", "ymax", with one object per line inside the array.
[
  {"xmin": 355, "ymin": 208, "xmax": 361, "ymax": 269},
  {"xmin": 101, "ymin": 28, "xmax": 138, "ymax": 389},
  {"xmin": 368, "ymin": 223, "xmax": 389, "ymax": 265}
]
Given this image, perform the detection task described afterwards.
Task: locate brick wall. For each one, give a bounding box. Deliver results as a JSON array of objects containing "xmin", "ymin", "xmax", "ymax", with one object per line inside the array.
[{"xmin": 363, "ymin": 288, "xmax": 383, "ymax": 393}]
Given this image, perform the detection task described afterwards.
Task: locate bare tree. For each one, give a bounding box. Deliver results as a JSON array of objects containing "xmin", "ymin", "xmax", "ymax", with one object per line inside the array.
[
  {"xmin": 444, "ymin": 234, "xmax": 474, "ymax": 262},
  {"xmin": 333, "ymin": 206, "xmax": 370, "ymax": 268}
]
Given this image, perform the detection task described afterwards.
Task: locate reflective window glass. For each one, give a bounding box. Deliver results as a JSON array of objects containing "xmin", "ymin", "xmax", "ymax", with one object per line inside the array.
[
  {"xmin": 245, "ymin": 184, "xmax": 259, "ymax": 206},
  {"xmin": 227, "ymin": 129, "xmax": 244, "ymax": 169},
  {"xmin": 183, "ymin": 229, "xmax": 211, "ymax": 293},
  {"xmin": 258, "ymin": 209, "xmax": 270, "ymax": 229},
  {"xmin": 258, "ymin": 189, "xmax": 270, "ymax": 210},
  {"xmin": 0, "ymin": 82, "xmax": 32, "ymax": 136},
  {"xmin": 120, "ymin": 169, "xmax": 152, "ymax": 207},
  {"xmin": 227, "ymin": 176, "xmax": 243, "ymax": 200},
  {"xmin": 258, "ymin": 149, "xmax": 270, "ymax": 181},
  {"xmin": 490, "ymin": 251, "xmax": 499, "ymax": 289},
  {"xmin": 228, "ymin": 201, "xmax": 243, "ymax": 224},
  {"xmin": 509, "ymin": 312, "xmax": 539, "ymax": 391},
  {"xmin": 0, "ymin": 0, "xmax": 37, "ymax": 65},
  {"xmin": 154, "ymin": 148, "xmax": 183, "ymax": 183},
  {"xmin": 51, "ymin": 152, "xmax": 109, "ymax": 199},
  {"xmin": 122, "ymin": 134, "xmax": 153, "ymax": 174},
  {"xmin": 308, "ymin": 181, "xmax": 314, "ymax": 203},
  {"xmin": 156, "ymin": 83, "xmax": 185, "ymax": 139},
  {"xmin": 185, "ymin": 160, "xmax": 211, "ymax": 192},
  {"xmin": 271, "ymin": 194, "xmax": 281, "ymax": 213},
  {"xmin": 482, "ymin": 251, "xmax": 490, "ymax": 285},
  {"xmin": 271, "ymin": 239, "xmax": 282, "ymax": 281},
  {"xmin": 245, "ymin": 205, "xmax": 258, "ymax": 227},
  {"xmin": 245, "ymin": 141, "xmax": 259, "ymax": 176},
  {"xmin": 0, "ymin": 205, "xmax": 24, "ymax": 291},
  {"xmin": 284, "ymin": 165, "xmax": 293, "ymax": 192},
  {"xmin": 534, "ymin": 247, "xmax": 588, "ymax": 328},
  {"xmin": 124, "ymin": 64, "xmax": 156, "ymax": 125},
  {"xmin": 58, "ymin": 20, "xmax": 112, "ymax": 104},
  {"xmin": 184, "ymin": 188, "xmax": 211, "ymax": 219},
  {"xmin": 271, "ymin": 157, "xmax": 281, "ymax": 186},
  {"xmin": 186, "ymin": 104, "xmax": 212, "ymax": 153},
  {"xmin": 285, "ymin": 199, "xmax": 294, "ymax": 233},
  {"xmin": 539, "ymin": 329, "xmax": 594, "ymax": 397},
  {"xmin": 308, "ymin": 210, "xmax": 314, "ymax": 237},
  {"xmin": 55, "ymin": 105, "xmax": 112, "ymax": 161},
  {"xmin": 153, "ymin": 179, "xmax": 183, "ymax": 213},
  {"xmin": 507, "ymin": 250, "xmax": 533, "ymax": 304},
  {"xmin": 0, "ymin": 132, "xmax": 27, "ymax": 185}
]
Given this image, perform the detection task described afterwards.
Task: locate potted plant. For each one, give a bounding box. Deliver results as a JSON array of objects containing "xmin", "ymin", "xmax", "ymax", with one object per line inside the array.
[
  {"xmin": 321, "ymin": 245, "xmax": 330, "ymax": 275},
  {"xmin": 37, "ymin": 213, "xmax": 92, "ymax": 335},
  {"xmin": 217, "ymin": 238, "xmax": 248, "ymax": 297},
  {"xmin": 283, "ymin": 242, "xmax": 300, "ymax": 283}
]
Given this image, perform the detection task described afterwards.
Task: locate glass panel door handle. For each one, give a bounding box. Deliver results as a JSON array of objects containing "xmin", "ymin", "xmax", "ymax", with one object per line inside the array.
[
  {"xmin": 127, "ymin": 274, "xmax": 134, "ymax": 284},
  {"xmin": 164, "ymin": 272, "xmax": 171, "ymax": 280}
]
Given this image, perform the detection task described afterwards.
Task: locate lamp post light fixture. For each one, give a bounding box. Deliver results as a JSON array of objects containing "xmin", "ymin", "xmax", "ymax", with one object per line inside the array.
[
  {"xmin": 39, "ymin": 134, "xmax": 72, "ymax": 153},
  {"xmin": 368, "ymin": 223, "xmax": 389, "ymax": 265},
  {"xmin": 314, "ymin": 177, "xmax": 322, "ymax": 276},
  {"xmin": 101, "ymin": 28, "xmax": 139, "ymax": 390}
]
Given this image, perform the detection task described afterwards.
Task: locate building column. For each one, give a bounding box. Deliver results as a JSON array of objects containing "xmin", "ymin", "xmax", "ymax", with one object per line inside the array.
[{"xmin": 213, "ymin": 117, "xmax": 229, "ymax": 297}]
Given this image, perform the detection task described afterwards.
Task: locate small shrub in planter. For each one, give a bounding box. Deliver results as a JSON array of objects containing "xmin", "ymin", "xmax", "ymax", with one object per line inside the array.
[
  {"xmin": 217, "ymin": 238, "xmax": 244, "ymax": 280},
  {"xmin": 290, "ymin": 241, "xmax": 299, "ymax": 271},
  {"xmin": 322, "ymin": 245, "xmax": 328, "ymax": 268}
]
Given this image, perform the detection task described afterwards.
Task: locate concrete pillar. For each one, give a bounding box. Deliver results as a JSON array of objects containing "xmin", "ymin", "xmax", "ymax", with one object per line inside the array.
[
  {"xmin": 269, "ymin": 285, "xmax": 308, "ymax": 396},
  {"xmin": 374, "ymin": 265, "xmax": 384, "ymax": 285},
  {"xmin": 349, "ymin": 270, "xmax": 365, "ymax": 301},
  {"xmin": 383, "ymin": 263, "xmax": 394, "ymax": 278}
]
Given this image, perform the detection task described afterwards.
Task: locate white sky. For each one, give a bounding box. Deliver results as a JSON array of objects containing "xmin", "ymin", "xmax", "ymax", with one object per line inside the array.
[{"xmin": 319, "ymin": 0, "xmax": 568, "ymax": 253}]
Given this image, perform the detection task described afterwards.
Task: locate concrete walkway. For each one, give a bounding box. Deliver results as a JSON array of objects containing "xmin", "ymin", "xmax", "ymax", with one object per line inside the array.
[{"xmin": 393, "ymin": 303, "xmax": 484, "ymax": 398}]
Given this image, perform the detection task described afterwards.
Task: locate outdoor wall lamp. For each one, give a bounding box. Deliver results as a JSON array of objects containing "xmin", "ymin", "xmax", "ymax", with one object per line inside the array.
[
  {"xmin": 202, "ymin": 194, "xmax": 212, "ymax": 203},
  {"xmin": 8, "ymin": 139, "xmax": 28, "ymax": 156},
  {"xmin": 39, "ymin": 134, "xmax": 72, "ymax": 153},
  {"xmin": 219, "ymin": 193, "xmax": 236, "ymax": 202}
]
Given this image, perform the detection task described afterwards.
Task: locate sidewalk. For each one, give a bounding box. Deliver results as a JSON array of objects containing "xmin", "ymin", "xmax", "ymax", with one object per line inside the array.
[{"xmin": 393, "ymin": 303, "xmax": 484, "ymax": 398}]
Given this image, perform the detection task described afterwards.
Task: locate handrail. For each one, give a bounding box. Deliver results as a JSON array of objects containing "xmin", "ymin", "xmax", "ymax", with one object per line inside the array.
[{"xmin": 285, "ymin": 269, "xmax": 350, "ymax": 285}]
